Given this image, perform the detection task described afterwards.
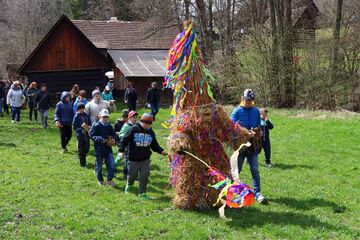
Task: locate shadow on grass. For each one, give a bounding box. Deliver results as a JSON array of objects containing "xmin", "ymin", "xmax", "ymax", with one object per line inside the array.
[
  {"xmin": 272, "ymin": 163, "xmax": 313, "ymax": 170},
  {"xmin": 0, "ymin": 141, "xmax": 17, "ymax": 147},
  {"xmin": 272, "ymin": 197, "xmax": 346, "ymax": 213},
  {"xmin": 196, "ymin": 207, "xmax": 349, "ymax": 232}
]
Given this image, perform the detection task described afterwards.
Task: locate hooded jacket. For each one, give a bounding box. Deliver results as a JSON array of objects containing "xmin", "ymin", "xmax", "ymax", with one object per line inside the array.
[
  {"xmin": 54, "ymin": 91, "xmax": 74, "ymax": 125},
  {"xmin": 73, "ymin": 97, "xmax": 89, "ymax": 114},
  {"xmin": 6, "ymin": 84, "xmax": 24, "ymax": 107}
]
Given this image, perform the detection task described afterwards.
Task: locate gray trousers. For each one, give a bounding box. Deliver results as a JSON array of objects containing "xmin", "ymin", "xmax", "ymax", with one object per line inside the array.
[{"xmin": 127, "ymin": 159, "xmax": 150, "ymax": 194}]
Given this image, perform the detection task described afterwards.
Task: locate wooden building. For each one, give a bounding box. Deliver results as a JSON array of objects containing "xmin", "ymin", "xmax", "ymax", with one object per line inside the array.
[{"xmin": 19, "ymin": 15, "xmax": 178, "ymax": 103}]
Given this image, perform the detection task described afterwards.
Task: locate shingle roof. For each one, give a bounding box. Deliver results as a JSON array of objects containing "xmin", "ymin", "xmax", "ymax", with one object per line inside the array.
[{"xmin": 72, "ymin": 20, "xmax": 179, "ymax": 50}]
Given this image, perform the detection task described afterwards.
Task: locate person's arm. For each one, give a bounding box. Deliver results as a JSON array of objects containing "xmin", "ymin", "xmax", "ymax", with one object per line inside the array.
[
  {"xmin": 150, "ymin": 132, "xmax": 165, "ymax": 154},
  {"xmin": 230, "ymin": 108, "xmax": 239, "ymax": 124},
  {"xmin": 72, "ymin": 115, "xmax": 80, "ymax": 131},
  {"xmin": 118, "ymin": 127, "xmax": 133, "ymax": 153},
  {"xmin": 6, "ymin": 89, "xmax": 12, "ymax": 105},
  {"xmin": 84, "ymin": 102, "xmax": 90, "ymax": 115},
  {"xmin": 124, "ymin": 88, "xmax": 128, "ymax": 102},
  {"xmin": 266, "ymin": 120, "xmax": 274, "ymax": 129},
  {"xmin": 89, "ymin": 124, "xmax": 106, "ymax": 143},
  {"xmin": 146, "ymin": 89, "xmax": 151, "ymax": 103},
  {"xmin": 54, "ymin": 103, "xmax": 61, "ymax": 123}
]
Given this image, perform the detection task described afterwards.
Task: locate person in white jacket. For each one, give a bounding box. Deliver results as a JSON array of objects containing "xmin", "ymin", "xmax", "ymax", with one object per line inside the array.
[
  {"xmin": 85, "ymin": 90, "xmax": 116, "ymax": 124},
  {"xmin": 6, "ymin": 81, "xmax": 25, "ymax": 124}
]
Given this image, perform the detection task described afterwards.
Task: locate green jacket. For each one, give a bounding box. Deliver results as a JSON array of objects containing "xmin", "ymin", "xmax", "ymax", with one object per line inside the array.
[{"xmin": 117, "ymin": 122, "xmax": 134, "ymax": 139}]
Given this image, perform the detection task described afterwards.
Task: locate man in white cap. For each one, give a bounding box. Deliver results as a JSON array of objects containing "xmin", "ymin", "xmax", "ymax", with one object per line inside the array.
[
  {"xmin": 85, "ymin": 89, "xmax": 116, "ymax": 124},
  {"xmin": 89, "ymin": 109, "xmax": 117, "ymax": 186}
]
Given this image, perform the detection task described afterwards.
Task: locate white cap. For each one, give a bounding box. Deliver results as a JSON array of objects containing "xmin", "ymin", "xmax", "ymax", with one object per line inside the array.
[
  {"xmin": 105, "ymin": 71, "xmax": 114, "ymax": 79},
  {"xmin": 99, "ymin": 109, "xmax": 110, "ymax": 117},
  {"xmin": 105, "ymin": 85, "xmax": 110, "ymax": 91}
]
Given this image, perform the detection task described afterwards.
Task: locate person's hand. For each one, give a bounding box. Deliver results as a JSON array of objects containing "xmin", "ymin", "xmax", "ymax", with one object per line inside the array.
[
  {"xmin": 265, "ymin": 116, "xmax": 269, "ymax": 121},
  {"xmin": 118, "ymin": 152, "xmax": 124, "ymax": 159},
  {"xmin": 109, "ymin": 101, "xmax": 114, "ymax": 105},
  {"xmin": 248, "ymin": 130, "xmax": 256, "ymax": 138},
  {"xmin": 55, "ymin": 121, "xmax": 63, "ymax": 128},
  {"xmin": 161, "ymin": 151, "xmax": 168, "ymax": 156}
]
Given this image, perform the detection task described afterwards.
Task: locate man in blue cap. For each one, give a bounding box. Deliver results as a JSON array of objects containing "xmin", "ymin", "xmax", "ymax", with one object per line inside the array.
[{"xmin": 231, "ymin": 89, "xmax": 267, "ymax": 204}]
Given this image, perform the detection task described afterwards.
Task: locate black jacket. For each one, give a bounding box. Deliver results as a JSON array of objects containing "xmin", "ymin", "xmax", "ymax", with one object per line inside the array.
[
  {"xmin": 35, "ymin": 91, "xmax": 51, "ymax": 110},
  {"xmin": 146, "ymin": 87, "xmax": 160, "ymax": 105},
  {"xmin": 0, "ymin": 83, "xmax": 4, "ymax": 99},
  {"xmin": 260, "ymin": 119, "xmax": 274, "ymax": 142},
  {"xmin": 119, "ymin": 123, "xmax": 164, "ymax": 161},
  {"xmin": 125, "ymin": 88, "xmax": 138, "ymax": 102}
]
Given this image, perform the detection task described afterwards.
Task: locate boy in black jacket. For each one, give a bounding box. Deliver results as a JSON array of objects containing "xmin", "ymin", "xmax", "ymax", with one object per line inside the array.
[
  {"xmin": 73, "ymin": 102, "xmax": 91, "ymax": 167},
  {"xmin": 118, "ymin": 113, "xmax": 167, "ymax": 200},
  {"xmin": 260, "ymin": 108, "xmax": 274, "ymax": 167}
]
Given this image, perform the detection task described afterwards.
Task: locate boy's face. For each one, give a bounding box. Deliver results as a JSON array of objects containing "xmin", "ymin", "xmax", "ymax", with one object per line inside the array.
[
  {"xmin": 122, "ymin": 117, "xmax": 128, "ymax": 122},
  {"xmin": 77, "ymin": 108, "xmax": 84, "ymax": 114},
  {"xmin": 41, "ymin": 86, "xmax": 46, "ymax": 92},
  {"xmin": 64, "ymin": 95, "xmax": 70, "ymax": 102},
  {"xmin": 260, "ymin": 112, "xmax": 268, "ymax": 119},
  {"xmin": 100, "ymin": 116, "xmax": 109, "ymax": 123},
  {"xmin": 129, "ymin": 116, "xmax": 138, "ymax": 124}
]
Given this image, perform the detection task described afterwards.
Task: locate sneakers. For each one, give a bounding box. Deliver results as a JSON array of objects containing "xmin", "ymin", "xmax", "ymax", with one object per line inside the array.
[
  {"xmin": 98, "ymin": 181, "xmax": 105, "ymax": 186},
  {"xmin": 266, "ymin": 163, "xmax": 272, "ymax": 168},
  {"xmin": 60, "ymin": 147, "xmax": 68, "ymax": 154},
  {"xmin": 138, "ymin": 193, "xmax": 154, "ymax": 200},
  {"xmin": 255, "ymin": 193, "xmax": 268, "ymax": 204},
  {"xmin": 11, "ymin": 120, "xmax": 14, "ymax": 124},
  {"xmin": 106, "ymin": 180, "xmax": 117, "ymax": 187},
  {"xmin": 124, "ymin": 184, "xmax": 133, "ymax": 194}
]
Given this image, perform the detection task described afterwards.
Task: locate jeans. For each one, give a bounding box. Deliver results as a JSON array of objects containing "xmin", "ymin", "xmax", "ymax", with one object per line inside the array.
[
  {"xmin": 150, "ymin": 103, "xmax": 159, "ymax": 120},
  {"xmin": 40, "ymin": 110, "xmax": 49, "ymax": 128},
  {"xmin": 263, "ymin": 139, "xmax": 271, "ymax": 164},
  {"xmin": 11, "ymin": 107, "xmax": 21, "ymax": 122},
  {"xmin": 237, "ymin": 151, "xmax": 261, "ymax": 195},
  {"xmin": 95, "ymin": 152, "xmax": 115, "ymax": 181},
  {"xmin": 127, "ymin": 159, "xmax": 150, "ymax": 194},
  {"xmin": 77, "ymin": 134, "xmax": 90, "ymax": 167},
  {"xmin": 28, "ymin": 102, "xmax": 37, "ymax": 122},
  {"xmin": 60, "ymin": 125, "xmax": 72, "ymax": 149}
]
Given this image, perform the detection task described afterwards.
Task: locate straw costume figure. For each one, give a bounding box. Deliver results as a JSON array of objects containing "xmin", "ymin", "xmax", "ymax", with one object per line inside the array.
[{"xmin": 164, "ymin": 21, "xmax": 261, "ymax": 213}]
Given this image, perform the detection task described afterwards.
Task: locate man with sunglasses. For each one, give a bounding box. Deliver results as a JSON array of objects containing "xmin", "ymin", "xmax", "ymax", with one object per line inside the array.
[{"xmin": 118, "ymin": 113, "xmax": 167, "ymax": 200}]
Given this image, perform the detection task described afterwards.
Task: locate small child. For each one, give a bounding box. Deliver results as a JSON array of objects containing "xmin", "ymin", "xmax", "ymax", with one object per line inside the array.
[
  {"xmin": 54, "ymin": 91, "xmax": 74, "ymax": 154},
  {"xmin": 118, "ymin": 113, "xmax": 167, "ymax": 200},
  {"xmin": 260, "ymin": 108, "xmax": 274, "ymax": 167},
  {"xmin": 89, "ymin": 109, "xmax": 117, "ymax": 186},
  {"xmin": 72, "ymin": 102, "xmax": 91, "ymax": 167},
  {"xmin": 115, "ymin": 110, "xmax": 138, "ymax": 179},
  {"xmin": 114, "ymin": 109, "xmax": 129, "ymax": 133}
]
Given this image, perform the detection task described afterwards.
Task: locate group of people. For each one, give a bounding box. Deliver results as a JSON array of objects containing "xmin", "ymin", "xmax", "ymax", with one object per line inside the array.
[
  {"xmin": 0, "ymin": 80, "xmax": 51, "ymax": 128},
  {"xmin": 51, "ymin": 82, "xmax": 166, "ymax": 200},
  {"xmin": 1, "ymin": 77, "xmax": 274, "ymax": 203}
]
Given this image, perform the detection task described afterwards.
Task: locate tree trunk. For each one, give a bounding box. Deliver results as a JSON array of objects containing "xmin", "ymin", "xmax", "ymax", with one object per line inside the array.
[
  {"xmin": 331, "ymin": 0, "xmax": 343, "ymax": 82},
  {"xmin": 282, "ymin": 0, "xmax": 295, "ymax": 107}
]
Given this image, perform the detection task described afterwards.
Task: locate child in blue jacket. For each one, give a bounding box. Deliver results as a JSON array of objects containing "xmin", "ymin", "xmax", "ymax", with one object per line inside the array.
[
  {"xmin": 73, "ymin": 102, "xmax": 91, "ymax": 167},
  {"xmin": 89, "ymin": 109, "xmax": 117, "ymax": 187},
  {"xmin": 54, "ymin": 91, "xmax": 74, "ymax": 154}
]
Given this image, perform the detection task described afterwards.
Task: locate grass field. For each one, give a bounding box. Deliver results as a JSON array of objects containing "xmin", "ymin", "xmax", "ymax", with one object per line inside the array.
[{"xmin": 0, "ymin": 105, "xmax": 359, "ymax": 239}]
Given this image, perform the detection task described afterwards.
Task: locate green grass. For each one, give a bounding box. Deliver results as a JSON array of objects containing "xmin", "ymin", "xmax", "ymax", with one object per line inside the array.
[{"xmin": 0, "ymin": 105, "xmax": 359, "ymax": 239}]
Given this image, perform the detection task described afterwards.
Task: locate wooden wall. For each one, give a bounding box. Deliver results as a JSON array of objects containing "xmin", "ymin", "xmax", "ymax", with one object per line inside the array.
[{"xmin": 23, "ymin": 20, "xmax": 110, "ymax": 72}]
